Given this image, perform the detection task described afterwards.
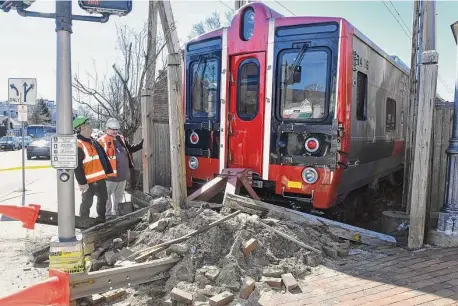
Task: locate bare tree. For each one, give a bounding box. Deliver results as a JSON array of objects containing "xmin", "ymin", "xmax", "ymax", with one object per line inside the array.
[
  {"xmin": 72, "ymin": 23, "xmax": 167, "ymax": 141},
  {"xmin": 189, "ymin": 11, "xmax": 234, "ymax": 38}
]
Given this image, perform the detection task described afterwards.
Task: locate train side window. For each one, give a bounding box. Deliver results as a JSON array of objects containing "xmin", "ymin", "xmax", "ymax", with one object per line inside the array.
[
  {"xmin": 356, "ymin": 71, "xmax": 368, "ymax": 121},
  {"xmin": 190, "ymin": 58, "xmax": 219, "ymax": 119},
  {"xmin": 237, "ymin": 59, "xmax": 260, "ymax": 120},
  {"xmin": 386, "ymin": 98, "xmax": 396, "ymax": 131}
]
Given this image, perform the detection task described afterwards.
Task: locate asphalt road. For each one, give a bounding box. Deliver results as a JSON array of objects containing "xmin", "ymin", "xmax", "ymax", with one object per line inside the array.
[{"xmin": 0, "ymin": 149, "xmax": 121, "ymax": 298}]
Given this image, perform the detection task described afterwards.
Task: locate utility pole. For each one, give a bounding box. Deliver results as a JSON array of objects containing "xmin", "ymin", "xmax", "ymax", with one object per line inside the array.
[
  {"xmin": 156, "ymin": 0, "xmax": 187, "ymax": 211},
  {"xmin": 408, "ymin": 0, "xmax": 438, "ymax": 249},
  {"xmin": 437, "ymin": 22, "xmax": 458, "ymax": 234},
  {"xmin": 141, "ymin": 0, "xmax": 158, "ymax": 193},
  {"xmin": 402, "ymin": 0, "xmax": 421, "ymax": 212}
]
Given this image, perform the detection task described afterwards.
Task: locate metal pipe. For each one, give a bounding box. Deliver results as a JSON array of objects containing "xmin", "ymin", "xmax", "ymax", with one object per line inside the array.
[
  {"xmin": 55, "ymin": 0, "xmax": 75, "ymax": 240},
  {"xmin": 16, "ymin": 7, "xmax": 55, "ymax": 19},
  {"xmin": 71, "ymin": 13, "xmax": 110, "ymax": 23}
]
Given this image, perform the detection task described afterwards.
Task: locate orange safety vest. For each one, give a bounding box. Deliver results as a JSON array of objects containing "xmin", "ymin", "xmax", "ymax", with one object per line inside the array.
[
  {"xmin": 77, "ymin": 139, "xmax": 107, "ymax": 184},
  {"xmin": 97, "ymin": 134, "xmax": 126, "ymax": 178}
]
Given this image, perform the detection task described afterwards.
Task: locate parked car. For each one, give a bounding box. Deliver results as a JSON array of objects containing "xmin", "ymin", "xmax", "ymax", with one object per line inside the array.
[
  {"xmin": 27, "ymin": 137, "xmax": 51, "ymax": 159},
  {"xmin": 0, "ymin": 136, "xmax": 21, "ymax": 151},
  {"xmin": 20, "ymin": 136, "xmax": 33, "ymax": 148}
]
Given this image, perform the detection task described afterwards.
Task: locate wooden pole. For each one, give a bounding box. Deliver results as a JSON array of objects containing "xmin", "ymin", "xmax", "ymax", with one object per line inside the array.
[
  {"xmin": 167, "ymin": 53, "xmax": 187, "ymax": 213},
  {"xmin": 141, "ymin": 0, "xmax": 158, "ymax": 193},
  {"xmin": 408, "ymin": 50, "xmax": 439, "ymax": 249},
  {"xmin": 402, "ymin": 0, "xmax": 420, "ymax": 211}
]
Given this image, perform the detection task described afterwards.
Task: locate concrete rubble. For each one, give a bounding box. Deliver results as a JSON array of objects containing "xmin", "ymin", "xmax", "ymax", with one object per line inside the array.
[{"xmin": 83, "ymin": 185, "xmax": 353, "ymax": 306}]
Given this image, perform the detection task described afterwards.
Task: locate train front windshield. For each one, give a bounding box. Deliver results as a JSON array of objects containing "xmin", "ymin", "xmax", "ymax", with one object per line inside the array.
[{"xmin": 189, "ymin": 57, "xmax": 219, "ymax": 119}]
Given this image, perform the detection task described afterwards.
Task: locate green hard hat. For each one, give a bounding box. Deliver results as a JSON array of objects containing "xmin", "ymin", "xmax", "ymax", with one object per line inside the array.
[{"xmin": 73, "ymin": 116, "xmax": 89, "ymax": 129}]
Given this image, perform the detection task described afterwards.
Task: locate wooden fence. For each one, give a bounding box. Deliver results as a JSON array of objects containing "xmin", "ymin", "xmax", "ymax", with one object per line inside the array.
[
  {"xmin": 427, "ymin": 101, "xmax": 454, "ymax": 228},
  {"xmin": 130, "ymin": 70, "xmax": 171, "ymax": 191}
]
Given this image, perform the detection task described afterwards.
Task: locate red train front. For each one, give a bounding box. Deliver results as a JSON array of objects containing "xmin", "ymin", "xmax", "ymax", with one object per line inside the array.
[{"xmin": 182, "ymin": 3, "xmax": 408, "ymax": 211}]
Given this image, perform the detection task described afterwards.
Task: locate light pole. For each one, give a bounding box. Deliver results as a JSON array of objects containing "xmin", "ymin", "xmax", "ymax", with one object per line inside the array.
[{"xmin": 437, "ymin": 21, "xmax": 458, "ymax": 234}]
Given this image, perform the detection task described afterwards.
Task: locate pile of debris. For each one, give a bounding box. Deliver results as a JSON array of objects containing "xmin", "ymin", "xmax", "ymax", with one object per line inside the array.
[{"xmin": 79, "ymin": 185, "xmax": 355, "ymax": 306}]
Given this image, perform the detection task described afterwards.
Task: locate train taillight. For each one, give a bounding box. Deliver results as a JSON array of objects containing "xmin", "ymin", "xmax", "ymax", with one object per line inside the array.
[
  {"xmin": 190, "ymin": 132, "xmax": 199, "ymax": 145},
  {"xmin": 302, "ymin": 167, "xmax": 319, "ymax": 184},
  {"xmin": 304, "ymin": 137, "xmax": 320, "ymax": 153}
]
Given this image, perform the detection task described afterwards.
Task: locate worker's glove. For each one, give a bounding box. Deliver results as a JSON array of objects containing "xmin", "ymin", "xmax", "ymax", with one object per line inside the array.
[{"xmin": 79, "ymin": 184, "xmax": 89, "ymax": 193}]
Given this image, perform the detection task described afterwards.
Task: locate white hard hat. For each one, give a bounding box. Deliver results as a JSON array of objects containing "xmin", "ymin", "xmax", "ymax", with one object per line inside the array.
[{"xmin": 106, "ymin": 118, "xmax": 120, "ymax": 130}]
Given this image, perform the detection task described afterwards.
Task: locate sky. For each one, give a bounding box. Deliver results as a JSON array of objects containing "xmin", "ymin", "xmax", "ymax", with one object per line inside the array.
[{"xmin": 0, "ymin": 0, "xmax": 457, "ymax": 104}]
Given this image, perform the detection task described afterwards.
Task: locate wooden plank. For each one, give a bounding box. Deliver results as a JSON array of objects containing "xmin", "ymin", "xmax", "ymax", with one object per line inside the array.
[
  {"xmin": 167, "ymin": 53, "xmax": 187, "ymax": 212},
  {"xmin": 223, "ymin": 193, "xmax": 396, "ymax": 246},
  {"xmin": 429, "ymin": 107, "xmax": 443, "ymax": 213},
  {"xmin": 153, "ymin": 123, "xmax": 171, "ymax": 188},
  {"xmin": 141, "ymin": 88, "xmax": 154, "ymax": 193},
  {"xmin": 32, "ymin": 206, "xmax": 152, "ymax": 263},
  {"xmin": 36, "ymin": 210, "xmax": 99, "ymax": 230},
  {"xmin": 408, "ymin": 51, "xmax": 438, "ymax": 249},
  {"xmin": 438, "ymin": 108, "xmax": 452, "ymax": 210}
]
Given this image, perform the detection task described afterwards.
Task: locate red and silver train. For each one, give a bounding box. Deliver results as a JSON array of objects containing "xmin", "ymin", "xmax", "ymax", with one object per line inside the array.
[{"xmin": 182, "ymin": 2, "xmax": 409, "ymax": 213}]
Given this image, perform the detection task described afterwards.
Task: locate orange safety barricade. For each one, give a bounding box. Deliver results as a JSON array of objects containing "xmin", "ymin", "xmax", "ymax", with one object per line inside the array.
[
  {"xmin": 0, "ymin": 204, "xmax": 41, "ymax": 229},
  {"xmin": 0, "ymin": 269, "xmax": 70, "ymax": 306}
]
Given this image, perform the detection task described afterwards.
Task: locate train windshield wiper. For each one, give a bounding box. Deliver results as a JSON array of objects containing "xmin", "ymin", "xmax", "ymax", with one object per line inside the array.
[
  {"xmin": 191, "ymin": 55, "xmax": 207, "ymax": 93},
  {"xmin": 283, "ymin": 44, "xmax": 307, "ymax": 86}
]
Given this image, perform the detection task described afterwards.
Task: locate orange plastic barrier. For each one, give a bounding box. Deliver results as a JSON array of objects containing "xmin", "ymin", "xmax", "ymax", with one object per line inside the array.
[
  {"xmin": 0, "ymin": 204, "xmax": 41, "ymax": 229},
  {"xmin": 0, "ymin": 269, "xmax": 70, "ymax": 306}
]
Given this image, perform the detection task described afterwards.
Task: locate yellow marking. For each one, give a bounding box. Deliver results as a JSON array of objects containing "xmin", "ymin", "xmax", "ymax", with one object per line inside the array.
[
  {"xmin": 287, "ymin": 181, "xmax": 302, "ymax": 189},
  {"xmin": 0, "ymin": 165, "xmax": 51, "ymax": 172}
]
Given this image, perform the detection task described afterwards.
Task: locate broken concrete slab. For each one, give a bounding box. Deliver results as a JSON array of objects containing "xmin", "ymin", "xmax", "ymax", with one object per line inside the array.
[
  {"xmin": 149, "ymin": 219, "xmax": 168, "ymax": 232},
  {"xmin": 102, "ymin": 289, "xmax": 127, "ymax": 303},
  {"xmin": 262, "ymin": 267, "xmax": 284, "ymax": 278}
]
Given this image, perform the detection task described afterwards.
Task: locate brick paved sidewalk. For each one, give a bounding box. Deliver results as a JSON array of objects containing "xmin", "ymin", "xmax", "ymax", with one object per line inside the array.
[{"xmin": 260, "ymin": 245, "xmax": 458, "ymax": 306}]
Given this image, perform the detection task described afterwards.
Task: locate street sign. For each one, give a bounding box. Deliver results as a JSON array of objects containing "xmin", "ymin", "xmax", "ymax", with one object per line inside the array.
[
  {"xmin": 78, "ymin": 0, "xmax": 132, "ymax": 16},
  {"xmin": 51, "ymin": 135, "xmax": 78, "ymax": 169},
  {"xmin": 17, "ymin": 105, "xmax": 27, "ymax": 122},
  {"xmin": 8, "ymin": 78, "xmax": 37, "ymax": 105}
]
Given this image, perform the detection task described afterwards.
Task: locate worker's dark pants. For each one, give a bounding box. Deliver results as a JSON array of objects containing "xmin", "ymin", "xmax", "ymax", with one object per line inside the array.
[{"xmin": 80, "ymin": 179, "xmax": 108, "ymax": 219}]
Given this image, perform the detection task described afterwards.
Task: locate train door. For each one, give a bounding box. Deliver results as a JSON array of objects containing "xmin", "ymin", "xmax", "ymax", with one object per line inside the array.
[{"xmin": 227, "ymin": 52, "xmax": 266, "ymax": 175}]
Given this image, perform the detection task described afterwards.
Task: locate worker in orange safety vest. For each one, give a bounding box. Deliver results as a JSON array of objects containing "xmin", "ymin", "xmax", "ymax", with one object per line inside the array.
[
  {"xmin": 98, "ymin": 118, "xmax": 143, "ymax": 219},
  {"xmin": 73, "ymin": 116, "xmax": 113, "ymax": 223}
]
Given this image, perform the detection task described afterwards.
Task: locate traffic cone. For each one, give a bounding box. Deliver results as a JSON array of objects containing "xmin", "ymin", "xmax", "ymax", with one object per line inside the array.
[
  {"xmin": 0, "ymin": 204, "xmax": 41, "ymax": 229},
  {"xmin": 0, "ymin": 269, "xmax": 70, "ymax": 306}
]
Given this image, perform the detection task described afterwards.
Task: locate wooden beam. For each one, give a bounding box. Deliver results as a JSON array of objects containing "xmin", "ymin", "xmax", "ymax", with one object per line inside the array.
[
  {"xmin": 167, "ymin": 53, "xmax": 187, "ymax": 212},
  {"xmin": 408, "ymin": 51, "xmax": 439, "ymax": 249},
  {"xmin": 223, "ymin": 193, "xmax": 397, "ymax": 246},
  {"xmin": 141, "ymin": 0, "xmax": 159, "ymax": 193},
  {"xmin": 157, "ymin": 0, "xmax": 181, "ymax": 54}
]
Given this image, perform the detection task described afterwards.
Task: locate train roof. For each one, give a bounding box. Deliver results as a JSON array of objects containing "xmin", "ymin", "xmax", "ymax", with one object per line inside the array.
[{"xmin": 185, "ymin": 2, "xmax": 410, "ymax": 75}]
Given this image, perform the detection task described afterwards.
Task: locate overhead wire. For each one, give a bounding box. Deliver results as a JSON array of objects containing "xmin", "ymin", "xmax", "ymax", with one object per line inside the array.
[
  {"xmin": 272, "ymin": 0, "xmax": 453, "ymax": 96},
  {"xmin": 381, "ymin": 0, "xmax": 454, "ymax": 95}
]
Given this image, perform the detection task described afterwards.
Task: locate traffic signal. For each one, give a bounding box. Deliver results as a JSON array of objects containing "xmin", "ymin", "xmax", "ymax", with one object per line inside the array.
[
  {"xmin": 0, "ymin": 0, "xmax": 34, "ymax": 12},
  {"xmin": 78, "ymin": 0, "xmax": 132, "ymax": 16}
]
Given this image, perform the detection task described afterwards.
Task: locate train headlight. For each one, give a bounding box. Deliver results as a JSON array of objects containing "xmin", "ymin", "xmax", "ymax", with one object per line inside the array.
[
  {"xmin": 189, "ymin": 156, "xmax": 199, "ymax": 170},
  {"xmin": 302, "ymin": 167, "xmax": 318, "ymax": 184},
  {"xmin": 242, "ymin": 8, "xmax": 255, "ymax": 41},
  {"xmin": 304, "ymin": 137, "xmax": 320, "ymax": 153}
]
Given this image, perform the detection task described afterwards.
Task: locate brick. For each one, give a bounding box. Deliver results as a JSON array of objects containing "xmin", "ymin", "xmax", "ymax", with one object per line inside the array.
[
  {"xmin": 170, "ymin": 287, "xmax": 193, "ymax": 303},
  {"xmin": 102, "ymin": 289, "xmax": 127, "ymax": 302},
  {"xmin": 240, "ymin": 277, "xmax": 255, "ymax": 299},
  {"xmin": 209, "ymin": 291, "xmax": 234, "ymax": 306},
  {"xmin": 241, "ymin": 238, "xmax": 258, "ymax": 257},
  {"xmin": 262, "ymin": 267, "xmax": 283, "ymax": 278},
  {"xmin": 91, "ymin": 293, "xmax": 105, "ymax": 304},
  {"xmin": 261, "ymin": 276, "xmax": 282, "ymax": 288},
  {"xmin": 204, "ymin": 266, "xmax": 220, "ymax": 282},
  {"xmin": 281, "ymin": 273, "xmax": 298, "ymax": 291}
]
